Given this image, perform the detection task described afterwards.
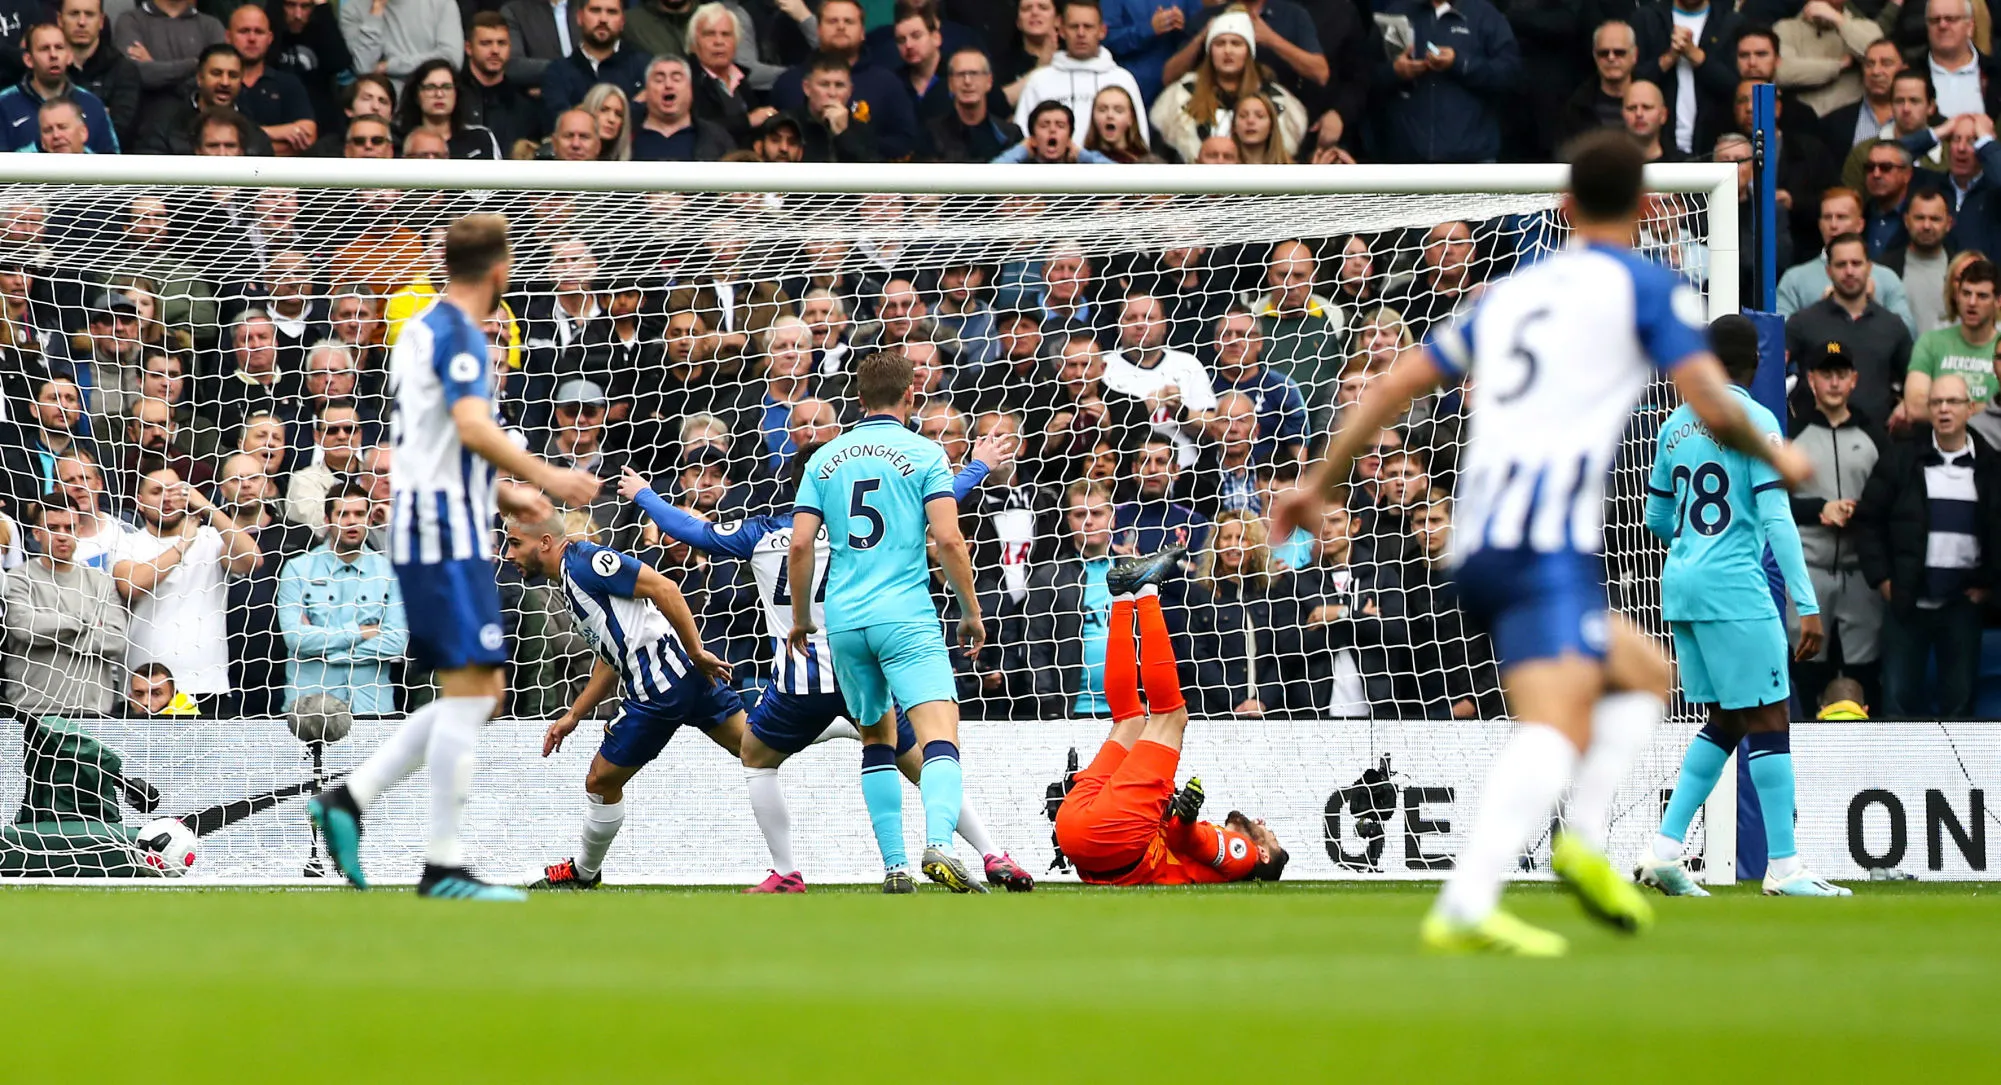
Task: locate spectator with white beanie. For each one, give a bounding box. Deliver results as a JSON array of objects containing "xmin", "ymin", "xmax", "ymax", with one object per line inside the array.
[{"xmin": 1150, "ymin": 5, "xmax": 1305, "ymax": 163}]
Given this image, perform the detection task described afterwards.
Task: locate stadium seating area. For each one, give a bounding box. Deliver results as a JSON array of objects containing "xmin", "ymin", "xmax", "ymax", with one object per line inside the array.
[{"xmin": 0, "ymin": 0, "xmax": 1994, "ymax": 723}]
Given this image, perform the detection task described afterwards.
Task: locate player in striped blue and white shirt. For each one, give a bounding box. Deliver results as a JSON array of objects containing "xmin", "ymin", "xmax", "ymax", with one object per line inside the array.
[
  {"xmin": 500, "ymin": 512, "xmax": 741, "ymax": 889},
  {"xmin": 614, "ymin": 437, "xmax": 1036, "ymax": 893},
  {"xmin": 1275, "ymin": 132, "xmax": 1817, "ymax": 955},
  {"xmin": 308, "ymin": 214, "xmax": 603, "ymax": 902}
]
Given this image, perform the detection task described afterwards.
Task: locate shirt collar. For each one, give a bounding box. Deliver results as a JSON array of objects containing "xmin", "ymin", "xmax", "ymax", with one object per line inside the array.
[
  {"xmin": 1932, "ymin": 53, "xmax": 1980, "ymax": 77},
  {"xmin": 857, "ymin": 413, "xmax": 904, "ymax": 427},
  {"xmin": 1931, "ymin": 431, "xmax": 1975, "ymax": 464}
]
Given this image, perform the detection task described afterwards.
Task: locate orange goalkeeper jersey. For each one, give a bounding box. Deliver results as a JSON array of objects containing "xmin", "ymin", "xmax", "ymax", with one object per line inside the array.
[{"xmin": 1095, "ymin": 818, "xmax": 1261, "ymax": 886}]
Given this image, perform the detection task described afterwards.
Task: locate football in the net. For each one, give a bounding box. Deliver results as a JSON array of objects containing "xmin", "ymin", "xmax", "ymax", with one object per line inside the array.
[{"xmin": 136, "ymin": 818, "xmax": 198, "ymax": 877}]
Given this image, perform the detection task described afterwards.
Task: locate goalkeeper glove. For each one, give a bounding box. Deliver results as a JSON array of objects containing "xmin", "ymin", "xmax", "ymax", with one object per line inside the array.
[{"xmin": 1167, "ymin": 776, "xmax": 1205, "ymax": 825}]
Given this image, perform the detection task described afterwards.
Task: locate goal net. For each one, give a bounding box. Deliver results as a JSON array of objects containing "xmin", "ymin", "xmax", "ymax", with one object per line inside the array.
[{"xmin": 0, "ymin": 159, "xmax": 1741, "ymax": 884}]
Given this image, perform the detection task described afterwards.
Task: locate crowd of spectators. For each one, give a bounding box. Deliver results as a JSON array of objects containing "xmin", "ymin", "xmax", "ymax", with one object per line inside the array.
[{"xmin": 0, "ymin": 0, "xmax": 1998, "ymax": 721}]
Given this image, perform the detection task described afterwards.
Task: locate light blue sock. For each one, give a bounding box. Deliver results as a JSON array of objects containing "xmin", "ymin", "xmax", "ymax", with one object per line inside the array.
[
  {"xmin": 1659, "ymin": 725, "xmax": 1732, "ymax": 845},
  {"xmin": 859, "ymin": 744, "xmax": 905, "ymax": 872},
  {"xmin": 1746, "ymin": 731, "xmax": 1798, "ymax": 860},
  {"xmin": 919, "ymin": 740, "xmax": 962, "ymax": 850}
]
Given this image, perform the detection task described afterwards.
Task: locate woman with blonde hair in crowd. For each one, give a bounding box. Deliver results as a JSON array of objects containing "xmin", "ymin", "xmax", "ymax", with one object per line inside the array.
[
  {"xmin": 1230, "ymin": 92, "xmax": 1292, "ymax": 165},
  {"xmin": 1083, "ymin": 85, "xmax": 1157, "ymax": 163},
  {"xmin": 1192, "ymin": 509, "xmax": 1280, "ymax": 718},
  {"xmin": 583, "ymin": 84, "xmax": 633, "ymax": 162},
  {"xmin": 1150, "ymin": 6, "xmax": 1307, "ymax": 163},
  {"xmin": 1344, "ymin": 304, "xmax": 1413, "ymax": 384}
]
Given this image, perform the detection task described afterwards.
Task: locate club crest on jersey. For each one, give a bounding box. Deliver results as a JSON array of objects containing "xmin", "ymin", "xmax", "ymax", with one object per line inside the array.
[
  {"xmin": 479, "ymin": 623, "xmax": 505, "ymax": 650},
  {"xmin": 591, "ymin": 549, "xmax": 622, "ymax": 578},
  {"xmin": 1581, "ymin": 611, "xmax": 1609, "ymax": 651},
  {"xmin": 448, "ymin": 351, "xmax": 482, "ymax": 383}
]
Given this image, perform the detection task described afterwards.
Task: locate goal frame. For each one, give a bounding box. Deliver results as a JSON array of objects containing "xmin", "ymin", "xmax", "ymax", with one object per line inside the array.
[{"xmin": 0, "ymin": 157, "xmax": 1740, "ymax": 886}]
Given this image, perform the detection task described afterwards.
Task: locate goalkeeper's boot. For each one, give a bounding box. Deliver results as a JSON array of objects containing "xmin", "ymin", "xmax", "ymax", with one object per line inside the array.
[
  {"xmin": 983, "ymin": 852, "xmax": 1036, "ymax": 892},
  {"xmin": 418, "ymin": 864, "xmax": 528, "ymax": 902},
  {"xmin": 1551, "ymin": 832, "xmax": 1655, "ymax": 934},
  {"xmin": 1635, "ymin": 854, "xmax": 1710, "ymax": 897},
  {"xmin": 306, "ymin": 784, "xmax": 367, "ymax": 890},
  {"xmin": 1107, "ymin": 544, "xmax": 1188, "ymax": 596},
  {"xmin": 1420, "ymin": 910, "xmax": 1568, "ymax": 958},
  {"xmin": 921, "ymin": 846, "xmax": 986, "ymax": 893},
  {"xmin": 530, "ymin": 858, "xmax": 601, "ymax": 890},
  {"xmin": 744, "ymin": 870, "xmax": 807, "ymax": 894},
  {"xmin": 1763, "ymin": 868, "xmax": 1852, "ymax": 897},
  {"xmin": 882, "ymin": 870, "xmax": 916, "ymax": 894}
]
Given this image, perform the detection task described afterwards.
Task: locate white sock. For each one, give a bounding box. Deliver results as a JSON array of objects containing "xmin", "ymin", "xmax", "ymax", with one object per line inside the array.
[
  {"xmin": 1767, "ymin": 853, "xmax": 1803, "ymax": 880},
  {"xmin": 422, "ymin": 696, "xmax": 494, "ymax": 868},
  {"xmin": 955, "ymin": 794, "xmax": 997, "ymax": 859},
  {"xmin": 1566, "ymin": 692, "xmax": 1664, "ymax": 852},
  {"xmin": 1652, "ymin": 833, "xmax": 1685, "ymax": 863},
  {"xmin": 577, "ymin": 793, "xmax": 626, "ymax": 879},
  {"xmin": 745, "ymin": 766, "xmax": 795, "ymax": 874},
  {"xmin": 346, "ymin": 700, "xmax": 441, "ymax": 809},
  {"xmin": 1436, "ymin": 723, "xmax": 1580, "ymax": 926},
  {"xmin": 813, "ymin": 720, "xmax": 860, "ymax": 744}
]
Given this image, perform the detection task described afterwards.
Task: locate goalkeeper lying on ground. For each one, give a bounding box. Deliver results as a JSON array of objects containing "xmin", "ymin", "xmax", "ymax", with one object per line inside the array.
[{"xmin": 1054, "ymin": 546, "xmax": 1288, "ymax": 885}]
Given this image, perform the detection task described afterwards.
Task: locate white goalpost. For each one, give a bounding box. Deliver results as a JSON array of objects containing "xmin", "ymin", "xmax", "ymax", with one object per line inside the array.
[{"xmin": 0, "ymin": 157, "xmax": 1743, "ymax": 885}]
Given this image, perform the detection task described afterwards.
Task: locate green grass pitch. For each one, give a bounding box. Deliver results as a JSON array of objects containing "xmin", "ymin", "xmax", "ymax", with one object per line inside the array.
[{"xmin": 2, "ymin": 881, "xmax": 1994, "ymax": 1082}]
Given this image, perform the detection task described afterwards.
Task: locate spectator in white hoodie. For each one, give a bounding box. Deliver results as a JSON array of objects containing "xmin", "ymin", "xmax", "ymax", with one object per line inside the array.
[{"xmin": 1012, "ymin": 0, "xmax": 1147, "ymax": 146}]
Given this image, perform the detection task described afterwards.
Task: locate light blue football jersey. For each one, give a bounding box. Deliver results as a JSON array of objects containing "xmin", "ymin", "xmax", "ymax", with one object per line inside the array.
[
  {"xmin": 1645, "ymin": 385, "xmax": 1816, "ymax": 622},
  {"xmin": 793, "ymin": 415, "xmax": 955, "ymax": 634}
]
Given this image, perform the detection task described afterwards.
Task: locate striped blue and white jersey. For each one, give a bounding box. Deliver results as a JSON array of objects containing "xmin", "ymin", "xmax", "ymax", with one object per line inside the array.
[
  {"xmin": 626, "ymin": 459, "xmax": 993, "ymax": 696},
  {"xmin": 1423, "ymin": 240, "xmax": 1709, "ymax": 564},
  {"xmin": 558, "ymin": 540, "xmax": 695, "ymax": 703},
  {"xmin": 388, "ymin": 298, "xmax": 498, "ymax": 565}
]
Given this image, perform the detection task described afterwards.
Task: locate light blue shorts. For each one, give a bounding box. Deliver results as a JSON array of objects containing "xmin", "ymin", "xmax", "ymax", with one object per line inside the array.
[
  {"xmin": 827, "ymin": 621, "xmax": 956, "ymax": 728},
  {"xmin": 1671, "ymin": 617, "xmax": 1790, "ymax": 709}
]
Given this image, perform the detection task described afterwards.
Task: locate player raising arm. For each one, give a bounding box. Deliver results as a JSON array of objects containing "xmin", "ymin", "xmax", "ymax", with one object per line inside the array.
[
  {"xmin": 1639, "ymin": 319, "xmax": 1845, "ymax": 898},
  {"xmin": 1273, "ymin": 131, "xmax": 1815, "ymax": 955},
  {"xmin": 500, "ymin": 513, "xmax": 747, "ymax": 890},
  {"xmin": 619, "ymin": 435, "xmax": 1036, "ymax": 893},
  {"xmin": 309, "ymin": 213, "xmax": 601, "ymax": 901},
  {"xmin": 786, "ymin": 350, "xmax": 990, "ymax": 892}
]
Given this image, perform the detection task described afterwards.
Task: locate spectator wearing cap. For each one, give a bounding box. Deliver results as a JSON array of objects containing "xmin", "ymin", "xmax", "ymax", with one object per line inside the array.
[
  {"xmin": 539, "ymin": 0, "xmax": 649, "ymax": 129},
  {"xmin": 748, "ymin": 109, "xmax": 804, "ymax": 161},
  {"xmin": 928, "ymin": 46, "xmax": 1019, "ymax": 163},
  {"xmin": 0, "ymin": 23, "xmax": 118, "ymax": 153},
  {"xmin": 283, "ymin": 400, "xmax": 367, "ymax": 533},
  {"xmin": 1209, "ymin": 305, "xmax": 1306, "ymax": 468},
  {"xmin": 631, "ymin": 55, "xmax": 734, "ymax": 161},
  {"xmin": 1905, "ymin": 256, "xmax": 2001, "ymax": 424},
  {"xmin": 795, "ymin": 53, "xmax": 878, "ymax": 163},
  {"xmin": 1150, "ymin": 7, "xmax": 1304, "ymax": 164},
  {"xmin": 77, "ymin": 290, "xmax": 144, "ymax": 420},
  {"xmin": 1374, "ymin": 0, "xmax": 1518, "ymax": 164},
  {"xmin": 993, "ymin": 99, "xmax": 1113, "ymax": 163},
  {"xmin": 771, "ymin": 0, "xmax": 921, "ymax": 161},
  {"xmin": 1789, "ymin": 339, "xmax": 1889, "ymax": 715},
  {"xmin": 1783, "ymin": 232, "xmax": 1912, "ymax": 427},
  {"xmin": 1854, "ymin": 371, "xmax": 2001, "ymax": 718},
  {"xmin": 5, "ymin": 498, "xmax": 128, "ymax": 718},
  {"xmin": 278, "ymin": 481, "xmax": 406, "ymax": 715},
  {"xmin": 1013, "ymin": 0, "xmax": 1148, "ymax": 147},
  {"xmin": 673, "ymin": 444, "xmax": 731, "ymax": 519}
]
